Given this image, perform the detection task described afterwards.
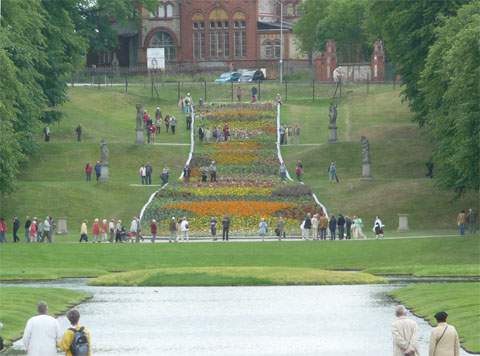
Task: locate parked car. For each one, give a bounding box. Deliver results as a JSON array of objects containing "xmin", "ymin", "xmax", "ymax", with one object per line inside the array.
[
  {"xmin": 239, "ymin": 70, "xmax": 256, "ymax": 82},
  {"xmin": 215, "ymin": 72, "xmax": 241, "ymax": 83}
]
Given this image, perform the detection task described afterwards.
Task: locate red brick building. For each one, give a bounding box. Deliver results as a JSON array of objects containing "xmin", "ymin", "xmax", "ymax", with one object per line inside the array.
[{"xmin": 93, "ymin": 0, "xmax": 306, "ymax": 74}]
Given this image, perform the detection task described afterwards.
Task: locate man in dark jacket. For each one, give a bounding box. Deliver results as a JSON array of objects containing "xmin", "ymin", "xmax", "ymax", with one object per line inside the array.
[
  {"xmin": 303, "ymin": 213, "xmax": 312, "ymax": 240},
  {"xmin": 329, "ymin": 215, "xmax": 337, "ymax": 240},
  {"xmin": 24, "ymin": 217, "xmax": 31, "ymax": 243},
  {"xmin": 337, "ymin": 214, "xmax": 345, "ymax": 240},
  {"xmin": 345, "ymin": 216, "xmax": 352, "ymax": 240},
  {"xmin": 12, "ymin": 217, "xmax": 20, "ymax": 243},
  {"xmin": 94, "ymin": 161, "xmax": 101, "ymax": 182},
  {"xmin": 222, "ymin": 216, "xmax": 230, "ymax": 241},
  {"xmin": 145, "ymin": 163, "xmax": 153, "ymax": 185}
]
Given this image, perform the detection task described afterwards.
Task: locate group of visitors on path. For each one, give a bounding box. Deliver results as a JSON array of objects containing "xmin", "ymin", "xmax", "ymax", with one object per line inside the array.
[
  {"xmin": 279, "ymin": 125, "xmax": 301, "ymax": 145},
  {"xmin": 84, "ymin": 162, "xmax": 102, "ymax": 182},
  {"xmin": 79, "ymin": 217, "xmax": 148, "ymax": 243},
  {"xmin": 0, "ymin": 216, "xmax": 55, "ymax": 243},
  {"xmin": 142, "ymin": 107, "xmax": 178, "ymax": 144},
  {"xmin": 138, "ymin": 164, "xmax": 170, "ymax": 185}
]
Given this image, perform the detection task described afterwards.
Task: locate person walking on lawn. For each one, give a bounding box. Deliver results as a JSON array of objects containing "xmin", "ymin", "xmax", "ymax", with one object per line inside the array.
[
  {"xmin": 373, "ymin": 216, "xmax": 385, "ymax": 239},
  {"xmin": 92, "ymin": 219, "xmax": 100, "ymax": 243},
  {"xmin": 0, "ymin": 218, "xmax": 7, "ymax": 243},
  {"xmin": 319, "ymin": 214, "xmax": 328, "ymax": 240},
  {"xmin": 276, "ymin": 216, "xmax": 286, "ymax": 240},
  {"xmin": 337, "ymin": 214, "xmax": 345, "ymax": 240},
  {"xmin": 170, "ymin": 116, "xmax": 177, "ymax": 134},
  {"xmin": 210, "ymin": 217, "xmax": 218, "ymax": 241},
  {"xmin": 84, "ymin": 163, "xmax": 93, "ymax": 182},
  {"xmin": 302, "ymin": 213, "xmax": 312, "ymax": 240},
  {"xmin": 169, "ymin": 217, "xmax": 178, "ymax": 242},
  {"xmin": 222, "ymin": 215, "xmax": 230, "ymax": 241},
  {"xmin": 295, "ymin": 160, "xmax": 303, "ymax": 182},
  {"xmin": 258, "ymin": 218, "xmax": 268, "ymax": 241},
  {"xmin": 209, "ymin": 161, "xmax": 217, "ymax": 182},
  {"xmin": 24, "ymin": 216, "xmax": 32, "ymax": 243},
  {"xmin": 150, "ymin": 219, "xmax": 157, "ymax": 243},
  {"xmin": 59, "ymin": 309, "xmax": 91, "ymax": 356},
  {"xmin": 345, "ymin": 215, "xmax": 352, "ymax": 240},
  {"xmin": 329, "ymin": 215, "xmax": 337, "ymax": 240},
  {"xmin": 457, "ymin": 210, "xmax": 466, "ymax": 236},
  {"xmin": 145, "ymin": 163, "xmax": 153, "ymax": 185},
  {"xmin": 139, "ymin": 165, "xmax": 146, "ymax": 185},
  {"xmin": 179, "ymin": 217, "xmax": 189, "ymax": 241},
  {"xmin": 12, "ymin": 216, "xmax": 20, "ymax": 243},
  {"xmin": 311, "ymin": 214, "xmax": 319, "ymax": 240},
  {"xmin": 94, "ymin": 161, "xmax": 101, "ymax": 182},
  {"xmin": 80, "ymin": 220, "xmax": 88, "ymax": 243}
]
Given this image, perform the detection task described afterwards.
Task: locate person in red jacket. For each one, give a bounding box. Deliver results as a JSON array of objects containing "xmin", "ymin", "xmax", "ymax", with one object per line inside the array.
[
  {"xmin": 150, "ymin": 219, "xmax": 158, "ymax": 243},
  {"xmin": 92, "ymin": 219, "xmax": 100, "ymax": 243},
  {"xmin": 101, "ymin": 219, "xmax": 108, "ymax": 243},
  {"xmin": 0, "ymin": 217, "xmax": 7, "ymax": 243},
  {"xmin": 85, "ymin": 163, "xmax": 93, "ymax": 182}
]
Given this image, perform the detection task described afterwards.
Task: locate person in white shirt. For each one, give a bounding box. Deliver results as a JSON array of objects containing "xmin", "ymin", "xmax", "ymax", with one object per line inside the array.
[
  {"xmin": 23, "ymin": 302, "xmax": 61, "ymax": 356},
  {"xmin": 130, "ymin": 217, "xmax": 139, "ymax": 243},
  {"xmin": 392, "ymin": 305, "xmax": 419, "ymax": 356},
  {"xmin": 42, "ymin": 217, "xmax": 51, "ymax": 242},
  {"xmin": 179, "ymin": 217, "xmax": 189, "ymax": 241},
  {"xmin": 139, "ymin": 165, "xmax": 146, "ymax": 185}
]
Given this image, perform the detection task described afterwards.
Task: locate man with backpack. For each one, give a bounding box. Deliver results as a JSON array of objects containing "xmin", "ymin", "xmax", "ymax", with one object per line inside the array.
[{"xmin": 59, "ymin": 309, "xmax": 91, "ymax": 356}]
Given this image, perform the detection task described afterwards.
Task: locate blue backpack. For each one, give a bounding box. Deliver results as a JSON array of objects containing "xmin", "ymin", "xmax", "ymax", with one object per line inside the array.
[{"xmin": 70, "ymin": 327, "xmax": 89, "ymax": 356}]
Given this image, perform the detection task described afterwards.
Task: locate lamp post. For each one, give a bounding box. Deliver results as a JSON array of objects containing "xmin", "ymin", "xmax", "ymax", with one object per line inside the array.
[{"xmin": 279, "ymin": 0, "xmax": 284, "ymax": 84}]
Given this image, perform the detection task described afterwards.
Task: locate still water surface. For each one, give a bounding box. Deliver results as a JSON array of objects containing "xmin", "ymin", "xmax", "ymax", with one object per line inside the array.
[{"xmin": 9, "ymin": 281, "xmax": 472, "ymax": 356}]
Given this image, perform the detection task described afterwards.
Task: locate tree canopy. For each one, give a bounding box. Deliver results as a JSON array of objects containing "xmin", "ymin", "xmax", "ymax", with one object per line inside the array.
[{"xmin": 0, "ymin": 0, "xmax": 157, "ymax": 198}]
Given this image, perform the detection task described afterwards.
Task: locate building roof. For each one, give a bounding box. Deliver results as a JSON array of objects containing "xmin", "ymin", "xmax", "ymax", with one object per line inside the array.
[{"xmin": 257, "ymin": 21, "xmax": 293, "ymax": 31}]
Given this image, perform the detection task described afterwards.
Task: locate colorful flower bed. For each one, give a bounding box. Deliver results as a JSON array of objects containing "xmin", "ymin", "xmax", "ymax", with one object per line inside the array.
[{"xmin": 142, "ymin": 104, "xmax": 323, "ymax": 236}]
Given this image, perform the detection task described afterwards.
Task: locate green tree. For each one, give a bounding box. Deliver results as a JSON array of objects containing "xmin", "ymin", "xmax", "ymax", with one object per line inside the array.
[
  {"xmin": 316, "ymin": 0, "xmax": 370, "ymax": 63},
  {"xmin": 368, "ymin": 0, "xmax": 468, "ymax": 125},
  {"xmin": 293, "ymin": 0, "xmax": 329, "ymax": 61},
  {"xmin": 419, "ymin": 1, "xmax": 480, "ymax": 195}
]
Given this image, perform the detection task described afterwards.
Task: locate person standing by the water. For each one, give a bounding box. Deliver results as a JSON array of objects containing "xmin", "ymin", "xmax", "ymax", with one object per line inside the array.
[
  {"xmin": 22, "ymin": 302, "xmax": 61, "ymax": 356},
  {"xmin": 59, "ymin": 309, "xmax": 91, "ymax": 356},
  {"xmin": 391, "ymin": 305, "xmax": 419, "ymax": 356},
  {"xmin": 429, "ymin": 311, "xmax": 460, "ymax": 356}
]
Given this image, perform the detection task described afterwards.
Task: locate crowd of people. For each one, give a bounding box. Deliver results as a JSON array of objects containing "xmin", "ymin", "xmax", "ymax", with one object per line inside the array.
[
  {"xmin": 0, "ymin": 216, "xmax": 56, "ymax": 243},
  {"xmin": 137, "ymin": 163, "xmax": 170, "ymax": 185},
  {"xmin": 279, "ymin": 125, "xmax": 301, "ymax": 145},
  {"xmin": 10, "ymin": 300, "xmax": 462, "ymax": 356}
]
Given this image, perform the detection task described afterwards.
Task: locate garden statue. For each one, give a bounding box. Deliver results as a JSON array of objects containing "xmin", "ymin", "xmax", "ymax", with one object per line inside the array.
[
  {"xmin": 99, "ymin": 139, "xmax": 109, "ymax": 181},
  {"xmin": 360, "ymin": 136, "xmax": 372, "ymax": 179},
  {"xmin": 328, "ymin": 102, "xmax": 338, "ymax": 143}
]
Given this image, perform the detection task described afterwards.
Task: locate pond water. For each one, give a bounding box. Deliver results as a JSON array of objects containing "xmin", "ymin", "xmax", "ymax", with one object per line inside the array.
[{"xmin": 8, "ymin": 281, "xmax": 473, "ymax": 356}]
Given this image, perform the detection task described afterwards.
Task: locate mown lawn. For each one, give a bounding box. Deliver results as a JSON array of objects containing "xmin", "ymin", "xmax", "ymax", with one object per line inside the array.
[
  {"xmin": 90, "ymin": 267, "xmax": 385, "ymax": 286},
  {"xmin": 390, "ymin": 282, "xmax": 480, "ymax": 353},
  {"xmin": 0, "ymin": 236, "xmax": 478, "ymax": 281},
  {"xmin": 0, "ymin": 287, "xmax": 90, "ymax": 345}
]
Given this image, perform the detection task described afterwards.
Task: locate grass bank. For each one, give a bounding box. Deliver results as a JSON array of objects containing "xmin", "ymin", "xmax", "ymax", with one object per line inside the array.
[
  {"xmin": 0, "ymin": 237, "xmax": 478, "ymax": 281},
  {"xmin": 390, "ymin": 282, "xmax": 480, "ymax": 353},
  {"xmin": 90, "ymin": 267, "xmax": 385, "ymax": 286},
  {"xmin": 0, "ymin": 287, "xmax": 90, "ymax": 346}
]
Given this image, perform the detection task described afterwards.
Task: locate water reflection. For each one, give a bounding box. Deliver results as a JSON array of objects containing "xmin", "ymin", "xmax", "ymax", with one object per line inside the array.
[{"xmin": 8, "ymin": 283, "xmax": 472, "ymax": 356}]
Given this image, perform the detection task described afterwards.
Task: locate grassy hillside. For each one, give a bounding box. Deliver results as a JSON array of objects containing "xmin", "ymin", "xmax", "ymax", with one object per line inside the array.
[
  {"xmin": 0, "ymin": 86, "xmax": 189, "ymax": 233},
  {"xmin": 0, "ymin": 83, "xmax": 477, "ymax": 236},
  {"xmin": 281, "ymin": 87, "xmax": 478, "ymax": 230}
]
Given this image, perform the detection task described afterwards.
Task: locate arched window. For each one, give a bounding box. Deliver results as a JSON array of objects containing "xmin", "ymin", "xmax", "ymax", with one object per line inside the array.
[
  {"xmin": 209, "ymin": 8, "xmax": 229, "ymax": 58},
  {"xmin": 149, "ymin": 31, "xmax": 176, "ymax": 62},
  {"xmin": 192, "ymin": 13, "xmax": 205, "ymax": 59},
  {"xmin": 166, "ymin": 3, "xmax": 173, "ymax": 18},
  {"xmin": 233, "ymin": 12, "xmax": 246, "ymax": 58}
]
